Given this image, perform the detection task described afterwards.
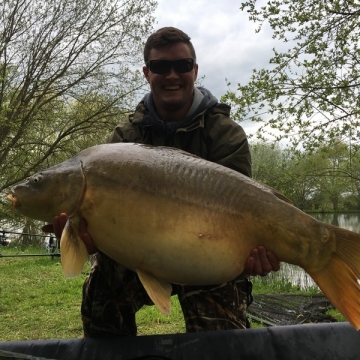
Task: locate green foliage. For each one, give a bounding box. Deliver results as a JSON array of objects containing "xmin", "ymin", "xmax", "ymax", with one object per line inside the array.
[
  {"xmin": 252, "ymin": 263, "xmax": 322, "ymax": 295},
  {"xmin": 0, "ymin": 0, "xmax": 157, "ymax": 228},
  {"xmin": 251, "ymin": 142, "xmax": 289, "ymax": 191},
  {"xmin": 325, "ymin": 308, "xmax": 346, "ymax": 322},
  {"xmin": 251, "ymin": 140, "xmax": 360, "ymax": 211},
  {"xmin": 222, "ymin": 1, "xmax": 360, "ymax": 150}
]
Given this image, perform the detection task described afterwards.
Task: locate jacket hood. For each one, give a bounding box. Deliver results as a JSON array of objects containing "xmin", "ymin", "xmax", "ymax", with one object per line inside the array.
[{"xmin": 139, "ymin": 87, "xmax": 221, "ymax": 134}]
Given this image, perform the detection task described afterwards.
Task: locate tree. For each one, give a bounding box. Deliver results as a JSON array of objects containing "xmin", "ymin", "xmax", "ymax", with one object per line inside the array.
[
  {"xmin": 284, "ymin": 150, "xmax": 329, "ymax": 210},
  {"xmin": 251, "ymin": 142, "xmax": 321, "ymax": 209},
  {"xmin": 222, "ymin": 0, "xmax": 360, "ymax": 150},
  {"xmin": 0, "ymin": 0, "xmax": 156, "ymax": 227},
  {"xmin": 251, "ymin": 142, "xmax": 288, "ymax": 190},
  {"xmin": 316, "ymin": 142, "xmax": 349, "ymax": 210},
  {"xmin": 250, "ymin": 140, "xmax": 359, "ymax": 210}
]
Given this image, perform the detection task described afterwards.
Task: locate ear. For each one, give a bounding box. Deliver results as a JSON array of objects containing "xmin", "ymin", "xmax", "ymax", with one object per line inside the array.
[
  {"xmin": 194, "ymin": 63, "xmax": 198, "ymax": 82},
  {"xmin": 143, "ymin": 66, "xmax": 150, "ymax": 83}
]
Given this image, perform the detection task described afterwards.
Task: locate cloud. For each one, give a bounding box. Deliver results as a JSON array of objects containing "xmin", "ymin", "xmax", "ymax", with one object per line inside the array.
[
  {"xmin": 152, "ymin": 0, "xmax": 293, "ymax": 139},
  {"xmin": 154, "ymin": 0, "xmax": 279, "ymax": 100}
]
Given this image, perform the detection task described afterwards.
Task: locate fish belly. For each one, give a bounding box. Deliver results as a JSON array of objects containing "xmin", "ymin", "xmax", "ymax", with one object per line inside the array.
[{"xmin": 81, "ymin": 187, "xmax": 254, "ymax": 285}]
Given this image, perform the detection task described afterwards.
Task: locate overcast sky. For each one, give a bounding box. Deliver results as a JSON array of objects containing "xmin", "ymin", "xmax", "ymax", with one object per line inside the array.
[
  {"xmin": 152, "ymin": 0, "xmax": 283, "ymax": 136},
  {"xmin": 154, "ymin": 0, "xmax": 273, "ymax": 98}
]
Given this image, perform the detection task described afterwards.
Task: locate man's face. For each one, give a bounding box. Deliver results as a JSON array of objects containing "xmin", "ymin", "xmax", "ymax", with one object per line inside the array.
[{"xmin": 143, "ymin": 42, "xmax": 198, "ymax": 116}]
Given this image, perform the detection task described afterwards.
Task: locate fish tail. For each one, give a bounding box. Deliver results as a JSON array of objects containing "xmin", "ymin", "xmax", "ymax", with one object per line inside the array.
[
  {"xmin": 308, "ymin": 227, "xmax": 360, "ymax": 330},
  {"xmin": 60, "ymin": 218, "xmax": 89, "ymax": 277}
]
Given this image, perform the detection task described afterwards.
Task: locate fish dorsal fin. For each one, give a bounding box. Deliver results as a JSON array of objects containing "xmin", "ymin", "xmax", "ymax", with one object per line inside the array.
[
  {"xmin": 60, "ymin": 217, "xmax": 89, "ymax": 277},
  {"xmin": 136, "ymin": 270, "xmax": 172, "ymax": 315},
  {"xmin": 257, "ymin": 181, "xmax": 293, "ymax": 205},
  {"xmin": 271, "ymin": 188, "xmax": 293, "ymax": 204}
]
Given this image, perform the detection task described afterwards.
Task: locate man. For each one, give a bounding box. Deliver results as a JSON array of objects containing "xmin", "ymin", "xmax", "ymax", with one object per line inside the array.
[{"xmin": 45, "ymin": 27, "xmax": 280, "ymax": 337}]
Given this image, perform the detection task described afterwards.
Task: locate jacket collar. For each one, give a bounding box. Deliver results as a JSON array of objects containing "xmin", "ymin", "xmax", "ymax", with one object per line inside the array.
[{"xmin": 130, "ymin": 87, "xmax": 221, "ymax": 134}]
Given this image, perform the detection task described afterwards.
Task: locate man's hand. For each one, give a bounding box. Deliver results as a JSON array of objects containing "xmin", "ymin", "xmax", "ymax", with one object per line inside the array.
[
  {"xmin": 42, "ymin": 213, "xmax": 68, "ymax": 239},
  {"xmin": 42, "ymin": 213, "xmax": 98, "ymax": 254},
  {"xmin": 243, "ymin": 246, "xmax": 280, "ymax": 276}
]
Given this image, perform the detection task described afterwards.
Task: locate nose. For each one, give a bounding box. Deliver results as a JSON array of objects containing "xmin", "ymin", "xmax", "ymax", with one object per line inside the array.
[{"xmin": 164, "ymin": 66, "xmax": 180, "ymax": 78}]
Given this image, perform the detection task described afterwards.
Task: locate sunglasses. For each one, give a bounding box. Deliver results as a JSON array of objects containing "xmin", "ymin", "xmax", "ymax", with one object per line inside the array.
[{"xmin": 145, "ymin": 58, "xmax": 196, "ymax": 74}]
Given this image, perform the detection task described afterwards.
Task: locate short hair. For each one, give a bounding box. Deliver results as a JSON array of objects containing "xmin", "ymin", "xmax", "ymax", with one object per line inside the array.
[{"xmin": 144, "ymin": 27, "xmax": 196, "ymax": 63}]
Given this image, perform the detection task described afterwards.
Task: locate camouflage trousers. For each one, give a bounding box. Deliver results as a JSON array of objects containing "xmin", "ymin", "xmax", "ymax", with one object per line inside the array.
[{"xmin": 81, "ymin": 252, "xmax": 253, "ymax": 337}]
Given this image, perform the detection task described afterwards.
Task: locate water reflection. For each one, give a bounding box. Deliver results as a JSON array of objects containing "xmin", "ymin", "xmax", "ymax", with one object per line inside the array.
[
  {"xmin": 268, "ymin": 213, "xmax": 360, "ymax": 290},
  {"xmin": 311, "ymin": 213, "xmax": 360, "ymax": 234}
]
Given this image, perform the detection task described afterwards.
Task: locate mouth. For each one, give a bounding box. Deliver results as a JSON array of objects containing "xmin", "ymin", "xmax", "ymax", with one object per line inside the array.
[
  {"xmin": 7, "ymin": 193, "xmax": 20, "ymax": 209},
  {"xmin": 163, "ymin": 85, "xmax": 181, "ymax": 91}
]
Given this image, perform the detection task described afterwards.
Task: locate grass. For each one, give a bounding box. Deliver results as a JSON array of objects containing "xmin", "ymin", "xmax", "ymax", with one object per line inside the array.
[
  {"xmin": 136, "ymin": 297, "xmax": 185, "ymax": 335},
  {"xmin": 0, "ymin": 246, "xmax": 186, "ymax": 341},
  {"xmin": 0, "ymin": 246, "xmax": 345, "ymax": 341},
  {"xmin": 0, "ymin": 247, "xmax": 87, "ymax": 341}
]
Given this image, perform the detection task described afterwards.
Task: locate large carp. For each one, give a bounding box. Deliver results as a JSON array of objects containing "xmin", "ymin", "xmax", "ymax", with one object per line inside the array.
[{"xmin": 7, "ymin": 143, "xmax": 360, "ymax": 329}]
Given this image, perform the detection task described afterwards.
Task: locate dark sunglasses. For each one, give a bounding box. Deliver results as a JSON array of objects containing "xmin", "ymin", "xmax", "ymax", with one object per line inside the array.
[{"xmin": 145, "ymin": 58, "xmax": 196, "ymax": 74}]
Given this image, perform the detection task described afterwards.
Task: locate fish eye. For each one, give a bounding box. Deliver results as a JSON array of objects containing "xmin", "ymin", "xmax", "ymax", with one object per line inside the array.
[{"xmin": 31, "ymin": 175, "xmax": 42, "ymax": 184}]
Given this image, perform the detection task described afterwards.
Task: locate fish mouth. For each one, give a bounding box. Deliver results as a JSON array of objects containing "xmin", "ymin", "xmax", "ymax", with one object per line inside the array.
[{"xmin": 7, "ymin": 193, "xmax": 20, "ymax": 209}]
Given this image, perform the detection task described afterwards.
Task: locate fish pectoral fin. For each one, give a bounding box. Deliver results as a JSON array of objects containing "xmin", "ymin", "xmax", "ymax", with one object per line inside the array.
[
  {"xmin": 136, "ymin": 270, "xmax": 172, "ymax": 315},
  {"xmin": 60, "ymin": 218, "xmax": 89, "ymax": 278}
]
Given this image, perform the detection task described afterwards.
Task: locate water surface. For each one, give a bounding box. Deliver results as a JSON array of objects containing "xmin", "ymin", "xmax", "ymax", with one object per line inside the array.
[{"xmin": 267, "ymin": 213, "xmax": 360, "ymax": 290}]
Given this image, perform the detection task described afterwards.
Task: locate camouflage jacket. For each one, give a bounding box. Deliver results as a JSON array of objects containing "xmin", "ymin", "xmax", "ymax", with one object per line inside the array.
[{"xmin": 108, "ymin": 97, "xmax": 252, "ymax": 177}]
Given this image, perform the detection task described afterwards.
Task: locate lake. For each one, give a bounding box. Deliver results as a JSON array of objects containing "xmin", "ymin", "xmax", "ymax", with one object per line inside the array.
[{"xmin": 267, "ymin": 212, "xmax": 360, "ymax": 290}]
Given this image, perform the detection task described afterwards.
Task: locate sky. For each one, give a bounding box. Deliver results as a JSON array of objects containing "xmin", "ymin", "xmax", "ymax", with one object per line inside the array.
[{"xmin": 152, "ymin": 0, "xmax": 282, "ymax": 136}]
